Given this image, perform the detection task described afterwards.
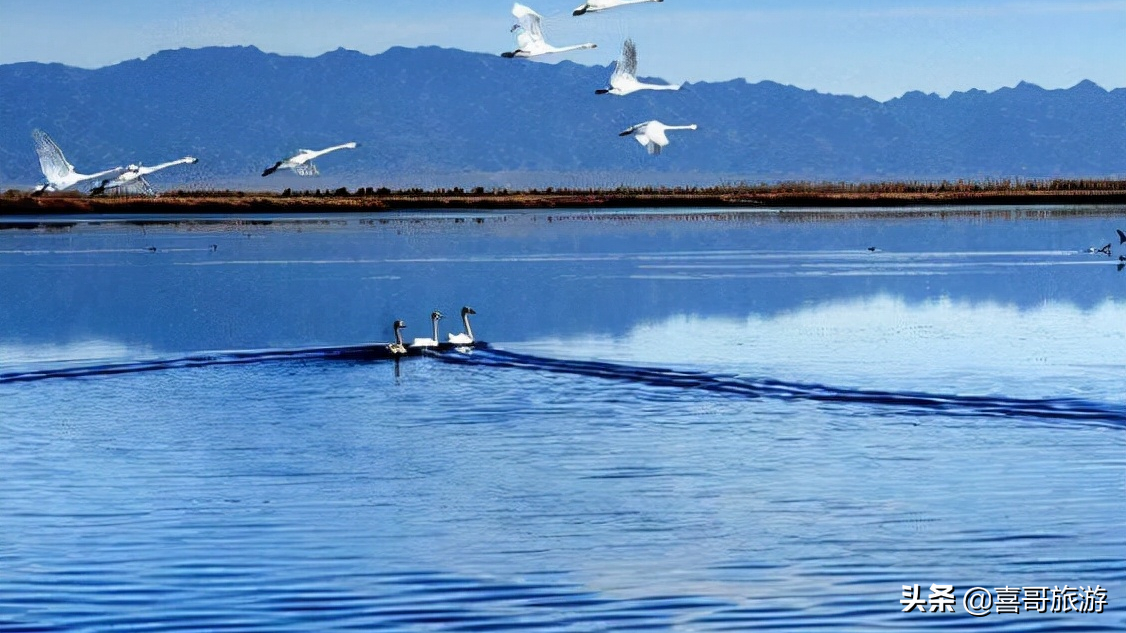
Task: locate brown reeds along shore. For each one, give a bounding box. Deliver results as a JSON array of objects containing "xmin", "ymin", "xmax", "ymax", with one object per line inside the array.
[{"xmin": 4, "ymin": 179, "xmax": 1126, "ymax": 220}]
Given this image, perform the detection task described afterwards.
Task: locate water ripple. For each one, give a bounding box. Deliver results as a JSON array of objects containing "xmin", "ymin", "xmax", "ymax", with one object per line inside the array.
[{"xmin": 438, "ymin": 349, "xmax": 1126, "ymax": 429}]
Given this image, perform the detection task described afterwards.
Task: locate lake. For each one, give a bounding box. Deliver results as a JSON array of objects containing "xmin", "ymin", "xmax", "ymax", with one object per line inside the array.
[{"xmin": 1, "ymin": 207, "xmax": 1124, "ymax": 631}]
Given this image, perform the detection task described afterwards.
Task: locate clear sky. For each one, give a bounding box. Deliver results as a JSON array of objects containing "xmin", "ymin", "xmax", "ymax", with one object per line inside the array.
[{"xmin": 2, "ymin": 0, "xmax": 1124, "ymax": 101}]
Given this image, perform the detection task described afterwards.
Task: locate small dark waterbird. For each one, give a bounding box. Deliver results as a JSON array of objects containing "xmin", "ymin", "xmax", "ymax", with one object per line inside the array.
[{"xmin": 1118, "ymin": 229, "xmax": 1126, "ymax": 245}]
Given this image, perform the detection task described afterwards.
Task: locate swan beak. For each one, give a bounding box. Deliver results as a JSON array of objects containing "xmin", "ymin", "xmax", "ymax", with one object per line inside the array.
[
  {"xmin": 595, "ymin": 89, "xmax": 610, "ymax": 95},
  {"xmin": 619, "ymin": 130, "xmax": 633, "ymax": 136},
  {"xmin": 501, "ymin": 51, "xmax": 517, "ymax": 58}
]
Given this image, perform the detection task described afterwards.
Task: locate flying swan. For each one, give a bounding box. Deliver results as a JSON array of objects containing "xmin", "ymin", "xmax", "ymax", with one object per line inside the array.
[
  {"xmin": 597, "ymin": 39, "xmax": 681, "ymax": 96},
  {"xmin": 31, "ymin": 129, "xmax": 122, "ymax": 193},
  {"xmin": 619, "ymin": 120, "xmax": 697, "ymax": 155},
  {"xmin": 262, "ymin": 142, "xmax": 358, "ymax": 177},
  {"xmin": 91, "ymin": 156, "xmax": 199, "ymax": 196},
  {"xmin": 502, "ymin": 3, "xmax": 597, "ymax": 58},
  {"xmin": 573, "ymin": 0, "xmax": 663, "ymax": 16}
]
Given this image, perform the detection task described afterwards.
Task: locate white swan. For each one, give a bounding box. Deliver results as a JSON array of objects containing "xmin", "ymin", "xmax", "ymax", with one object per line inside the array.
[
  {"xmin": 262, "ymin": 142, "xmax": 358, "ymax": 177},
  {"xmin": 410, "ymin": 311, "xmax": 444, "ymax": 349},
  {"xmin": 574, "ymin": 0, "xmax": 663, "ymax": 16},
  {"xmin": 502, "ymin": 3, "xmax": 597, "ymax": 58},
  {"xmin": 388, "ymin": 320, "xmax": 408, "ymax": 356},
  {"xmin": 447, "ymin": 306, "xmax": 476, "ymax": 345},
  {"xmin": 619, "ymin": 120, "xmax": 697, "ymax": 155},
  {"xmin": 91, "ymin": 156, "xmax": 199, "ymax": 196},
  {"xmin": 31, "ymin": 129, "xmax": 122, "ymax": 193},
  {"xmin": 597, "ymin": 39, "xmax": 681, "ymax": 96}
]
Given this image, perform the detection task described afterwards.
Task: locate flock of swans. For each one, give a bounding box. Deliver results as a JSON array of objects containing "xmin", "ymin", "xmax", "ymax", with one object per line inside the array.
[
  {"xmin": 503, "ymin": 0, "xmax": 696, "ymax": 155},
  {"xmin": 387, "ymin": 306, "xmax": 479, "ymax": 357},
  {"xmin": 30, "ymin": 128, "xmax": 358, "ymax": 196},
  {"xmin": 29, "ymin": 0, "xmax": 689, "ymax": 196}
]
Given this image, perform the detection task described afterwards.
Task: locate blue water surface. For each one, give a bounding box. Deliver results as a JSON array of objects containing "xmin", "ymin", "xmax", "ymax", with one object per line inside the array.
[{"xmin": 1, "ymin": 207, "xmax": 1124, "ymax": 631}]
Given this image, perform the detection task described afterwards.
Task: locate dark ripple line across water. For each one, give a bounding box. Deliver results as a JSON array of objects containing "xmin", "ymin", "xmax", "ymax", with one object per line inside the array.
[
  {"xmin": 437, "ymin": 349, "xmax": 1126, "ymax": 429},
  {"xmin": 0, "ymin": 343, "xmax": 443, "ymax": 384},
  {"xmin": 3, "ymin": 344, "xmax": 1124, "ymax": 429}
]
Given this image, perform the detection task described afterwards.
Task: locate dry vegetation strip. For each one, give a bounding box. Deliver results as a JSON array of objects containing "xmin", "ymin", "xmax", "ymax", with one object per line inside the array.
[{"xmin": 4, "ymin": 180, "xmax": 1126, "ymax": 216}]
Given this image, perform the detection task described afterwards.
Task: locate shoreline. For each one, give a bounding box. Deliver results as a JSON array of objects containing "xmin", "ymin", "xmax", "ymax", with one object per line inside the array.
[{"xmin": 2, "ymin": 186, "xmax": 1126, "ymax": 226}]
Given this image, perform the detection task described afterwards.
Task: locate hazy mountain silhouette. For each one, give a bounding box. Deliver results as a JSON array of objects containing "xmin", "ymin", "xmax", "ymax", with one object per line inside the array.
[{"xmin": 1, "ymin": 45, "xmax": 1124, "ymax": 189}]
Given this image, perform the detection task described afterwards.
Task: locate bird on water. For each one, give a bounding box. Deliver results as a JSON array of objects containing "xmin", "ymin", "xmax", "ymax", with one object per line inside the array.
[
  {"xmin": 388, "ymin": 320, "xmax": 409, "ymax": 356},
  {"xmin": 410, "ymin": 311, "xmax": 444, "ymax": 349},
  {"xmin": 446, "ymin": 306, "xmax": 477, "ymax": 346}
]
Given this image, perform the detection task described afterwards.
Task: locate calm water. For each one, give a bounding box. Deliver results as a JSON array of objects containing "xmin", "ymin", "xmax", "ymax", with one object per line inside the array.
[{"xmin": 1, "ymin": 207, "xmax": 1124, "ymax": 632}]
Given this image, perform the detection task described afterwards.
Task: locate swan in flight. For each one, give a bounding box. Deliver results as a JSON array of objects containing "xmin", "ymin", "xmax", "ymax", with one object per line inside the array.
[
  {"xmin": 262, "ymin": 142, "xmax": 358, "ymax": 177},
  {"xmin": 573, "ymin": 0, "xmax": 663, "ymax": 16},
  {"xmin": 31, "ymin": 129, "xmax": 122, "ymax": 193},
  {"xmin": 90, "ymin": 156, "xmax": 199, "ymax": 196},
  {"xmin": 388, "ymin": 320, "xmax": 408, "ymax": 356},
  {"xmin": 502, "ymin": 3, "xmax": 597, "ymax": 58},
  {"xmin": 410, "ymin": 311, "xmax": 444, "ymax": 349},
  {"xmin": 597, "ymin": 39, "xmax": 680, "ymax": 96},
  {"xmin": 619, "ymin": 120, "xmax": 697, "ymax": 155},
  {"xmin": 446, "ymin": 306, "xmax": 476, "ymax": 345}
]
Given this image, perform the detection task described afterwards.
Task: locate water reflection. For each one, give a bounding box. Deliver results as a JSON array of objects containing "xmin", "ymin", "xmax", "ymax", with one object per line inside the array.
[
  {"xmin": 512, "ymin": 295, "xmax": 1126, "ymax": 402},
  {"xmin": 1, "ymin": 209, "xmax": 1124, "ymax": 362},
  {"xmin": 2, "ymin": 209, "xmax": 1125, "ymax": 631}
]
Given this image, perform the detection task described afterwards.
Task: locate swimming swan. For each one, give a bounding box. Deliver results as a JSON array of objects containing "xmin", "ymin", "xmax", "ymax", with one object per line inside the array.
[
  {"xmin": 91, "ymin": 156, "xmax": 199, "ymax": 196},
  {"xmin": 502, "ymin": 3, "xmax": 597, "ymax": 58},
  {"xmin": 573, "ymin": 0, "xmax": 663, "ymax": 16},
  {"xmin": 262, "ymin": 142, "xmax": 358, "ymax": 177},
  {"xmin": 447, "ymin": 306, "xmax": 476, "ymax": 345},
  {"xmin": 619, "ymin": 120, "xmax": 697, "ymax": 155},
  {"xmin": 597, "ymin": 39, "xmax": 680, "ymax": 96},
  {"xmin": 31, "ymin": 129, "xmax": 122, "ymax": 193},
  {"xmin": 388, "ymin": 320, "xmax": 408, "ymax": 356},
  {"xmin": 410, "ymin": 311, "xmax": 444, "ymax": 349}
]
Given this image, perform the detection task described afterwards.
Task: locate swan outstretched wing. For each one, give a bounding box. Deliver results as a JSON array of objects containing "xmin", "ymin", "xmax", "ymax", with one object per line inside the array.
[
  {"xmin": 293, "ymin": 161, "xmax": 319, "ymax": 177},
  {"xmin": 103, "ymin": 176, "xmax": 156, "ymax": 197},
  {"xmin": 512, "ymin": 3, "xmax": 545, "ymax": 43},
  {"xmin": 126, "ymin": 176, "xmax": 157, "ymax": 197},
  {"xmin": 31, "ymin": 129, "xmax": 75, "ymax": 184},
  {"xmin": 618, "ymin": 38, "xmax": 638, "ymax": 78}
]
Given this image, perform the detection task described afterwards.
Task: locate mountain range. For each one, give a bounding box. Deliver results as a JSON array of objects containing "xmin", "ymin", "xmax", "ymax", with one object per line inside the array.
[{"xmin": 1, "ymin": 45, "xmax": 1124, "ymax": 190}]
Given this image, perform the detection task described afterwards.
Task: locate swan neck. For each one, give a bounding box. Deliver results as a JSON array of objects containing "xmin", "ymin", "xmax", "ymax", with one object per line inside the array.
[
  {"xmin": 394, "ymin": 328, "xmax": 403, "ymax": 346},
  {"xmin": 432, "ymin": 318, "xmax": 440, "ymax": 342},
  {"xmin": 463, "ymin": 313, "xmax": 474, "ymax": 341}
]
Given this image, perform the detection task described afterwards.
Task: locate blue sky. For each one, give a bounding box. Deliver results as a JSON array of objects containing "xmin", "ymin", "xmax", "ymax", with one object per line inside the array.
[{"xmin": 2, "ymin": 0, "xmax": 1124, "ymax": 101}]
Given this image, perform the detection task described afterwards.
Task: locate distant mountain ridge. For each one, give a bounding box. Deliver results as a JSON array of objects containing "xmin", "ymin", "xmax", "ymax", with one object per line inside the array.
[{"xmin": 1, "ymin": 45, "xmax": 1124, "ymax": 189}]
